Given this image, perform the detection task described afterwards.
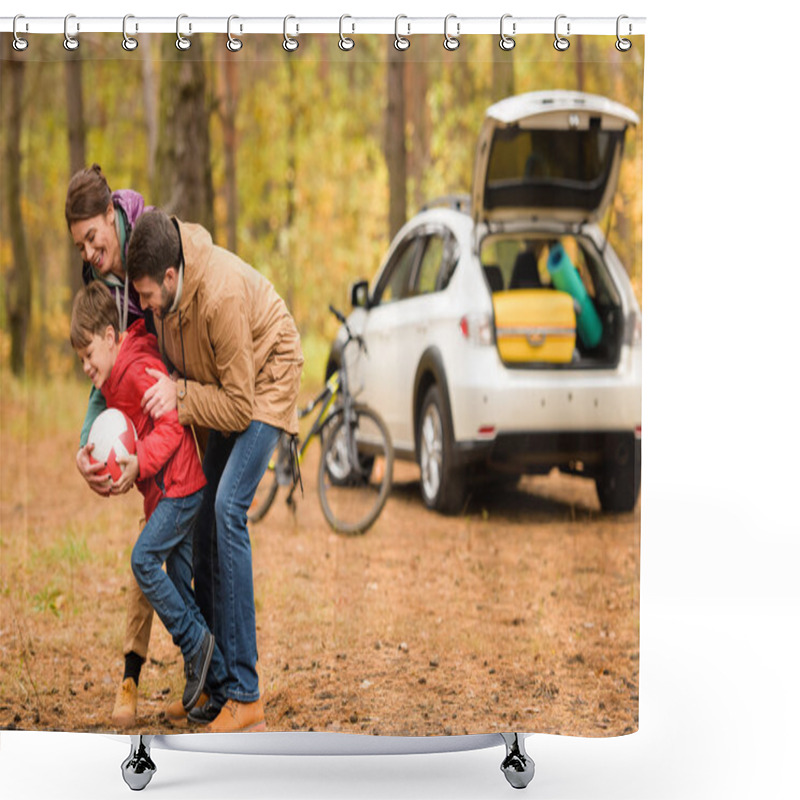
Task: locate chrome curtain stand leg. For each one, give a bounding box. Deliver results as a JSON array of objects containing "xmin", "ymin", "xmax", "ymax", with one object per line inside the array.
[
  {"xmin": 121, "ymin": 735, "xmax": 157, "ymax": 791},
  {"xmin": 500, "ymin": 732, "xmax": 535, "ymax": 789}
]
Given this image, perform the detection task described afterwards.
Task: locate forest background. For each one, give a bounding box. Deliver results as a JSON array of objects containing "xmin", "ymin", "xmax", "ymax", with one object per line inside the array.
[{"xmin": 1, "ymin": 33, "xmax": 643, "ymax": 385}]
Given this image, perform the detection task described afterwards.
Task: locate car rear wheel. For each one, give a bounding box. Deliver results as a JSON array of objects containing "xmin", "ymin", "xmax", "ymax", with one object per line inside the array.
[
  {"xmin": 595, "ymin": 433, "xmax": 641, "ymax": 513},
  {"xmin": 418, "ymin": 385, "xmax": 467, "ymax": 514}
]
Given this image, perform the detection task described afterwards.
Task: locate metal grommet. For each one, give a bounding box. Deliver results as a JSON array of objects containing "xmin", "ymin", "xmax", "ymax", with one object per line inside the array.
[
  {"xmin": 176, "ymin": 14, "xmax": 191, "ymax": 51},
  {"xmin": 12, "ymin": 15, "xmax": 29, "ymax": 51},
  {"xmin": 616, "ymin": 15, "xmax": 632, "ymax": 52},
  {"xmin": 339, "ymin": 15, "xmax": 355, "ymax": 51},
  {"xmin": 227, "ymin": 15, "xmax": 243, "ymax": 52},
  {"xmin": 63, "ymin": 13, "xmax": 79, "ymax": 51},
  {"xmin": 499, "ymin": 14, "xmax": 515, "ymax": 51},
  {"xmin": 443, "ymin": 14, "xmax": 460, "ymax": 51},
  {"xmin": 394, "ymin": 15, "xmax": 410, "ymax": 51},
  {"xmin": 122, "ymin": 14, "xmax": 138, "ymax": 51},
  {"xmin": 553, "ymin": 14, "xmax": 570, "ymax": 51},
  {"xmin": 283, "ymin": 15, "xmax": 299, "ymax": 51}
]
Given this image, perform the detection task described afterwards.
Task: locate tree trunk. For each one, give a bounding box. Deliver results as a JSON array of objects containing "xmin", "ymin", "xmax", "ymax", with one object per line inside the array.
[
  {"xmin": 406, "ymin": 41, "xmax": 430, "ymax": 212},
  {"xmin": 220, "ymin": 52, "xmax": 239, "ymax": 252},
  {"xmin": 284, "ymin": 61, "xmax": 297, "ymax": 314},
  {"xmin": 384, "ymin": 40, "xmax": 407, "ymax": 241},
  {"xmin": 140, "ymin": 35, "xmax": 159, "ymax": 188},
  {"xmin": 154, "ymin": 36, "xmax": 215, "ymax": 235},
  {"xmin": 64, "ymin": 52, "xmax": 87, "ymax": 375},
  {"xmin": 1, "ymin": 35, "xmax": 32, "ymax": 377}
]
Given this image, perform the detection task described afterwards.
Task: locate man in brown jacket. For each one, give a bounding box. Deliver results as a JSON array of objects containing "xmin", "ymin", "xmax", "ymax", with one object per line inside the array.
[{"xmin": 127, "ymin": 210, "xmax": 303, "ymax": 733}]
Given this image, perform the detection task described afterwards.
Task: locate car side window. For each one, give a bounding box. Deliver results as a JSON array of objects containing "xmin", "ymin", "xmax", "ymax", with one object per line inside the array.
[
  {"xmin": 412, "ymin": 231, "xmax": 459, "ymax": 296},
  {"xmin": 374, "ymin": 236, "xmax": 421, "ymax": 305},
  {"xmin": 414, "ymin": 235, "xmax": 445, "ymax": 295}
]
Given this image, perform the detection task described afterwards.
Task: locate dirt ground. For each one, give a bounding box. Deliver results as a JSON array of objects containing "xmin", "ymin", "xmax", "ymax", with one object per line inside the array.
[{"xmin": 0, "ymin": 380, "xmax": 639, "ymax": 738}]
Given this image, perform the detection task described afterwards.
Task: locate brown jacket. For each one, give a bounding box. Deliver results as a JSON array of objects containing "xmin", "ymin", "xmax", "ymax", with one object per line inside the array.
[{"xmin": 157, "ymin": 220, "xmax": 303, "ymax": 436}]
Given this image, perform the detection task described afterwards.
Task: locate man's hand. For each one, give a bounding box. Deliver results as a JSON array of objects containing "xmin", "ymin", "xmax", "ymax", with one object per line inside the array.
[
  {"xmin": 76, "ymin": 443, "xmax": 112, "ymax": 496},
  {"xmin": 141, "ymin": 368, "xmax": 178, "ymax": 419},
  {"xmin": 112, "ymin": 454, "xmax": 139, "ymax": 495}
]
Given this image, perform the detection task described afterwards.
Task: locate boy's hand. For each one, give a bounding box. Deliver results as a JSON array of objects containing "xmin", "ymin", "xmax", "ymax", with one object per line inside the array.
[
  {"xmin": 76, "ymin": 443, "xmax": 112, "ymax": 496},
  {"xmin": 112, "ymin": 454, "xmax": 139, "ymax": 495},
  {"xmin": 142, "ymin": 368, "xmax": 178, "ymax": 420}
]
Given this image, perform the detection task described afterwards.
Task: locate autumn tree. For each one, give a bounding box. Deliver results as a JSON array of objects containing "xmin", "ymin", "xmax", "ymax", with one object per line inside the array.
[
  {"xmin": 154, "ymin": 36, "xmax": 215, "ymax": 234},
  {"xmin": 384, "ymin": 40, "xmax": 407, "ymax": 240},
  {"xmin": 1, "ymin": 35, "xmax": 32, "ymax": 376}
]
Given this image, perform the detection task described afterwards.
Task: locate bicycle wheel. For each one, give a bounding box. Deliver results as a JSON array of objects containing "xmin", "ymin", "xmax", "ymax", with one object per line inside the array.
[
  {"xmin": 318, "ymin": 405, "xmax": 393, "ymax": 535},
  {"xmin": 248, "ymin": 433, "xmax": 291, "ymax": 523}
]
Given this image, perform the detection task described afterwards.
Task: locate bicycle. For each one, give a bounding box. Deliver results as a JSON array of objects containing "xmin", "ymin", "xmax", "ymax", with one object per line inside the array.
[{"xmin": 248, "ymin": 305, "xmax": 393, "ymax": 535}]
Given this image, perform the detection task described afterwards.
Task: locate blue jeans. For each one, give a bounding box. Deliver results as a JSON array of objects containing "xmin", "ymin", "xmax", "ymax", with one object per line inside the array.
[
  {"xmin": 131, "ymin": 489, "xmax": 226, "ymax": 694},
  {"xmin": 194, "ymin": 421, "xmax": 280, "ymax": 703}
]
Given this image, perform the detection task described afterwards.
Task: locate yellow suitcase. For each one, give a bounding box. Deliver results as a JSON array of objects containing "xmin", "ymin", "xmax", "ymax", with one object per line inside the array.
[{"xmin": 492, "ymin": 289, "xmax": 576, "ymax": 364}]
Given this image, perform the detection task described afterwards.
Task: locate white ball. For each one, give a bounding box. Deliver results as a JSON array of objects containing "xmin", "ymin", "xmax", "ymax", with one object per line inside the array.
[{"xmin": 87, "ymin": 408, "xmax": 138, "ymax": 481}]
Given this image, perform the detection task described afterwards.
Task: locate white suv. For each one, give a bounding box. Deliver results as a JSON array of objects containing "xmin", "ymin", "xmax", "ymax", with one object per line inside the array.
[{"xmin": 329, "ymin": 91, "xmax": 642, "ymax": 514}]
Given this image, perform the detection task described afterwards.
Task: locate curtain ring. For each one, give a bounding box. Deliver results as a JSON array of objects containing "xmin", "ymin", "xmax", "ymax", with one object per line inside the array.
[
  {"xmin": 339, "ymin": 15, "xmax": 355, "ymax": 51},
  {"xmin": 443, "ymin": 14, "xmax": 460, "ymax": 51},
  {"xmin": 616, "ymin": 15, "xmax": 632, "ymax": 52},
  {"xmin": 282, "ymin": 15, "xmax": 298, "ymax": 51},
  {"xmin": 394, "ymin": 15, "xmax": 410, "ymax": 51},
  {"xmin": 553, "ymin": 14, "xmax": 570, "ymax": 51},
  {"xmin": 176, "ymin": 14, "xmax": 191, "ymax": 51},
  {"xmin": 12, "ymin": 15, "xmax": 29, "ymax": 51},
  {"xmin": 63, "ymin": 13, "xmax": 79, "ymax": 51},
  {"xmin": 499, "ymin": 14, "xmax": 515, "ymax": 51},
  {"xmin": 227, "ymin": 15, "xmax": 243, "ymax": 51},
  {"xmin": 122, "ymin": 14, "xmax": 138, "ymax": 51}
]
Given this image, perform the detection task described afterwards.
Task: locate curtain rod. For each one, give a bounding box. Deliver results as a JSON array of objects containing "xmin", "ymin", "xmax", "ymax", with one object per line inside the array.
[{"xmin": 1, "ymin": 15, "xmax": 646, "ymax": 38}]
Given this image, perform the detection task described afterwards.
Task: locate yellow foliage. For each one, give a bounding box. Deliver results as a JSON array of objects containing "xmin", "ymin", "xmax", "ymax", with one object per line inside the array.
[{"xmin": 2, "ymin": 33, "xmax": 643, "ymax": 377}]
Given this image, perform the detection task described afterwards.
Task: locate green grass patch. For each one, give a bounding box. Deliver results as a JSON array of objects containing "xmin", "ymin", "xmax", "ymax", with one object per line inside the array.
[
  {"xmin": 299, "ymin": 330, "xmax": 334, "ymax": 392},
  {"xmin": 32, "ymin": 585, "xmax": 65, "ymax": 617}
]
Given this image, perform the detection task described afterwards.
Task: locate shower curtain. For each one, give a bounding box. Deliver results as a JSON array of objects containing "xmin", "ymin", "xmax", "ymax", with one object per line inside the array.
[{"xmin": 0, "ymin": 24, "xmax": 643, "ymax": 741}]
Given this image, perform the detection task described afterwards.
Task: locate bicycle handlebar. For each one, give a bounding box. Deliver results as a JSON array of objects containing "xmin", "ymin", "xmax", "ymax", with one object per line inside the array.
[
  {"xmin": 329, "ymin": 304, "xmax": 348, "ymax": 325},
  {"xmin": 329, "ymin": 304, "xmax": 367, "ymax": 355}
]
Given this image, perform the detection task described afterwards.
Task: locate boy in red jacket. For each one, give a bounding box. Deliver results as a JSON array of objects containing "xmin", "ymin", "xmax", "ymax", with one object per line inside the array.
[{"xmin": 70, "ymin": 281, "xmax": 226, "ymax": 721}]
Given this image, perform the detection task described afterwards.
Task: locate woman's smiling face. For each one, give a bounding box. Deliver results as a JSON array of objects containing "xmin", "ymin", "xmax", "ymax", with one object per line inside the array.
[{"xmin": 70, "ymin": 203, "xmax": 122, "ymax": 280}]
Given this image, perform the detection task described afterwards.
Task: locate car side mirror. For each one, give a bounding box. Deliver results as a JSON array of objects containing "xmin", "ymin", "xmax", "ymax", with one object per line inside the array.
[{"xmin": 350, "ymin": 279, "xmax": 369, "ymax": 309}]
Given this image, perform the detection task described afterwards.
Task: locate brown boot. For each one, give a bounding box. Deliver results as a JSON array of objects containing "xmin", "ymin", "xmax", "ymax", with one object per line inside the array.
[
  {"xmin": 166, "ymin": 692, "xmax": 209, "ymax": 724},
  {"xmin": 111, "ymin": 677, "xmax": 138, "ymax": 728},
  {"xmin": 206, "ymin": 698, "xmax": 266, "ymax": 733}
]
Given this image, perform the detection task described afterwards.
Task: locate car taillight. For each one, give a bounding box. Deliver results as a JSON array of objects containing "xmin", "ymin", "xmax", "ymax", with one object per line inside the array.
[
  {"xmin": 626, "ymin": 312, "xmax": 642, "ymax": 346},
  {"xmin": 459, "ymin": 314, "xmax": 494, "ymax": 346}
]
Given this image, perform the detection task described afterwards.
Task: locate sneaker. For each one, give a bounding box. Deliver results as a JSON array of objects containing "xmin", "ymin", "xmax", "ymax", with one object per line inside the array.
[
  {"xmin": 166, "ymin": 691, "xmax": 209, "ymax": 724},
  {"xmin": 111, "ymin": 677, "xmax": 138, "ymax": 728},
  {"xmin": 187, "ymin": 695, "xmax": 225, "ymax": 725},
  {"xmin": 183, "ymin": 631, "xmax": 215, "ymax": 711},
  {"xmin": 206, "ymin": 698, "xmax": 267, "ymax": 733}
]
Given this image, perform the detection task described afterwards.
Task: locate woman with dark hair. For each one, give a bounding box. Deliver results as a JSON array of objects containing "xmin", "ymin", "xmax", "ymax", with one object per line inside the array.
[
  {"xmin": 64, "ymin": 164, "xmax": 155, "ymax": 460},
  {"xmin": 65, "ymin": 165, "xmax": 168, "ymax": 729},
  {"xmin": 66, "ymin": 164, "xmax": 153, "ymax": 461}
]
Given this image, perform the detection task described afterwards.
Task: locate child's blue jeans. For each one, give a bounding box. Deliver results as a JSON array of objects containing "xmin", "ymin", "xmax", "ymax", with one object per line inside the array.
[{"xmin": 131, "ymin": 488, "xmax": 225, "ymax": 691}]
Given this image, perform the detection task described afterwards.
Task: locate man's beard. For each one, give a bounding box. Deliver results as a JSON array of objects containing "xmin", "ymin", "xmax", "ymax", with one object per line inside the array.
[{"xmin": 155, "ymin": 284, "xmax": 176, "ymax": 318}]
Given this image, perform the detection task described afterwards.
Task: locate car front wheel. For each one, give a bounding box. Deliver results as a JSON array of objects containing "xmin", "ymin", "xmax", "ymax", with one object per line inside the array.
[{"xmin": 418, "ymin": 385, "xmax": 467, "ymax": 514}]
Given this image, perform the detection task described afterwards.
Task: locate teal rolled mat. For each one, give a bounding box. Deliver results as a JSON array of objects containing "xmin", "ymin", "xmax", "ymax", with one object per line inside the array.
[{"xmin": 546, "ymin": 242, "xmax": 603, "ymax": 348}]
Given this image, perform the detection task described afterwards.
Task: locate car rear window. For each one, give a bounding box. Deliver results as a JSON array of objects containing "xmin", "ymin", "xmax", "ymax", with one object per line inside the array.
[
  {"xmin": 480, "ymin": 236, "xmax": 596, "ymax": 298},
  {"xmin": 485, "ymin": 124, "xmax": 623, "ymax": 212}
]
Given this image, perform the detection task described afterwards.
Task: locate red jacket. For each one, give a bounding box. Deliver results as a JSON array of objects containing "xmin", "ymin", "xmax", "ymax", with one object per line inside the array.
[{"xmin": 102, "ymin": 319, "xmax": 206, "ymax": 519}]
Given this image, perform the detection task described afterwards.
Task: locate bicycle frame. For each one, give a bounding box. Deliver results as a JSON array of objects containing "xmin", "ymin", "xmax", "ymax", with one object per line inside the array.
[{"xmin": 254, "ymin": 306, "xmax": 367, "ymax": 516}]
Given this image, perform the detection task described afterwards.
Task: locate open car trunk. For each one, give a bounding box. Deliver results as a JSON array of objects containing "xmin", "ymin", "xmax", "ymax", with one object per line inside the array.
[
  {"xmin": 481, "ymin": 233, "xmax": 624, "ymax": 369},
  {"xmin": 472, "ymin": 90, "xmax": 638, "ymax": 370},
  {"xmin": 472, "ymin": 90, "xmax": 639, "ymax": 227}
]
